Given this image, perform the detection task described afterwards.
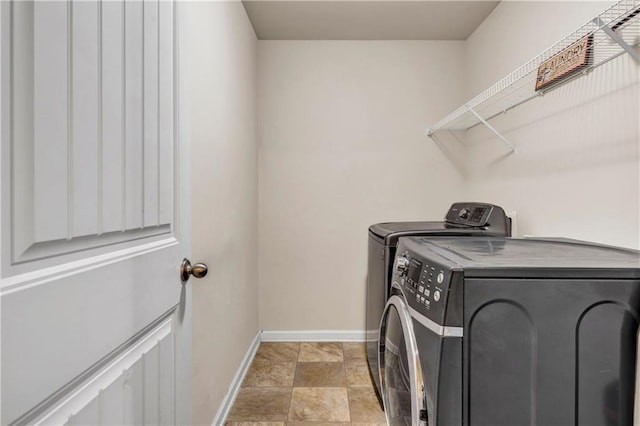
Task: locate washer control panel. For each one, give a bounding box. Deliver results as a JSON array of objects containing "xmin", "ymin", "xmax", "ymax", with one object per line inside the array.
[
  {"xmin": 393, "ymin": 250, "xmax": 449, "ymax": 324},
  {"xmin": 444, "ymin": 202, "xmax": 511, "ymax": 234}
]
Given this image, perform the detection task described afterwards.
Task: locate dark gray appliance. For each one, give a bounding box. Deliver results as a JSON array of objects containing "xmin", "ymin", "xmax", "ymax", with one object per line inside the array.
[
  {"xmin": 379, "ymin": 236, "xmax": 640, "ymax": 426},
  {"xmin": 366, "ymin": 203, "xmax": 511, "ymax": 399}
]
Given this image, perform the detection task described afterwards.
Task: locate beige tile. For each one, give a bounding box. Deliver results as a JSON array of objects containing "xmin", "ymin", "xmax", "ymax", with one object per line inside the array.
[
  {"xmin": 254, "ymin": 343, "xmax": 300, "ymax": 362},
  {"xmin": 227, "ymin": 388, "xmax": 292, "ymax": 422},
  {"xmin": 226, "ymin": 423, "xmax": 285, "ymax": 426},
  {"xmin": 243, "ymin": 360, "xmax": 296, "ymax": 387},
  {"xmin": 345, "ymin": 361, "xmax": 374, "ymax": 387},
  {"xmin": 293, "ymin": 362, "xmax": 346, "ymax": 387},
  {"xmin": 288, "ymin": 387, "xmax": 350, "ymax": 422},
  {"xmin": 285, "ymin": 423, "xmax": 349, "ymax": 426},
  {"xmin": 348, "ymin": 387, "xmax": 386, "ymax": 423},
  {"xmin": 343, "ymin": 342, "xmax": 367, "ymax": 363},
  {"xmin": 350, "ymin": 423, "xmax": 387, "ymax": 426},
  {"xmin": 298, "ymin": 342, "xmax": 343, "ymax": 362}
]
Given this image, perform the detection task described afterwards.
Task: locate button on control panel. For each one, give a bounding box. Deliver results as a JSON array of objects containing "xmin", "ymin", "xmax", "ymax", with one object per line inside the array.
[{"xmin": 396, "ymin": 256, "xmax": 410, "ymax": 275}]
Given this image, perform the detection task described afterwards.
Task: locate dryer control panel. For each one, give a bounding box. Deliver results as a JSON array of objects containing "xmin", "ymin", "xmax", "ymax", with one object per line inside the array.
[{"xmin": 392, "ymin": 249, "xmax": 451, "ymax": 327}]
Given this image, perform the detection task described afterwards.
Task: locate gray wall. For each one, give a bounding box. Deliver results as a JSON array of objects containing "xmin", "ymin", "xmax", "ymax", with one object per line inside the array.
[
  {"xmin": 258, "ymin": 41, "xmax": 468, "ymax": 331},
  {"xmin": 187, "ymin": 2, "xmax": 259, "ymax": 424}
]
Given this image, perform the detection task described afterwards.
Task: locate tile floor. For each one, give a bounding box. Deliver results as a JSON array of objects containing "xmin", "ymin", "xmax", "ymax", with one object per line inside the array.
[{"xmin": 226, "ymin": 342, "xmax": 387, "ymax": 425}]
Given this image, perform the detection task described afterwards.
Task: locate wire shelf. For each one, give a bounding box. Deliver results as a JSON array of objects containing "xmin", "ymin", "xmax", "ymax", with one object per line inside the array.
[{"xmin": 426, "ymin": 0, "xmax": 640, "ymax": 151}]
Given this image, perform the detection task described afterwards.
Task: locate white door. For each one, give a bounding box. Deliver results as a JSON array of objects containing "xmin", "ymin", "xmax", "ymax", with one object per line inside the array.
[{"xmin": 0, "ymin": 1, "xmax": 193, "ymax": 424}]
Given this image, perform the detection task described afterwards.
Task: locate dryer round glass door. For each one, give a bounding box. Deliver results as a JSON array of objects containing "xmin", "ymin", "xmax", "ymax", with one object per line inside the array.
[{"xmin": 379, "ymin": 294, "xmax": 427, "ymax": 426}]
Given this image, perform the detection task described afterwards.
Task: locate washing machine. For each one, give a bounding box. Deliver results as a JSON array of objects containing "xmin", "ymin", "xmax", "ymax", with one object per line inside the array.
[
  {"xmin": 366, "ymin": 202, "xmax": 511, "ymax": 399},
  {"xmin": 380, "ymin": 236, "xmax": 640, "ymax": 426}
]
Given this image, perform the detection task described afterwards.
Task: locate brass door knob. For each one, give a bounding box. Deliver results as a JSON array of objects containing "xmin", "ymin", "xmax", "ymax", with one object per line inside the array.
[{"xmin": 180, "ymin": 258, "xmax": 208, "ymax": 282}]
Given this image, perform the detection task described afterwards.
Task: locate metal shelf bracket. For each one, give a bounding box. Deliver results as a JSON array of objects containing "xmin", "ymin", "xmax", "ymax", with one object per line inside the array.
[
  {"xmin": 468, "ymin": 107, "xmax": 518, "ymax": 154},
  {"xmin": 594, "ymin": 16, "xmax": 640, "ymax": 63}
]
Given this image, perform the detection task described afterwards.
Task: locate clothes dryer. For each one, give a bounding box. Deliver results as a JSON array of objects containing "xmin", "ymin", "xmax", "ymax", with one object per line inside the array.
[
  {"xmin": 380, "ymin": 236, "xmax": 640, "ymax": 426},
  {"xmin": 366, "ymin": 203, "xmax": 511, "ymax": 399}
]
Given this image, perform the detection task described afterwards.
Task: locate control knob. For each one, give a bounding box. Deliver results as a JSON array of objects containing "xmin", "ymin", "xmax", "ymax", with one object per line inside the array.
[
  {"xmin": 459, "ymin": 208, "xmax": 471, "ymax": 220},
  {"xmin": 396, "ymin": 256, "xmax": 410, "ymax": 274}
]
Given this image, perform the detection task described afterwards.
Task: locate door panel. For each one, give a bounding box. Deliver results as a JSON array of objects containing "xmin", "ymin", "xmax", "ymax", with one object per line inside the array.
[
  {"xmin": 34, "ymin": 315, "xmax": 175, "ymax": 425},
  {"xmin": 100, "ymin": 0, "xmax": 125, "ymax": 235},
  {"xmin": 2, "ymin": 246, "xmax": 181, "ymax": 422},
  {"xmin": 1, "ymin": 1, "xmax": 190, "ymax": 424},
  {"xmin": 157, "ymin": 0, "xmax": 174, "ymax": 227},
  {"xmin": 71, "ymin": 0, "xmax": 100, "ymax": 239},
  {"xmin": 124, "ymin": 0, "xmax": 144, "ymax": 231},
  {"xmin": 31, "ymin": 1, "xmax": 68, "ymax": 243},
  {"xmin": 8, "ymin": 0, "xmax": 175, "ymax": 267}
]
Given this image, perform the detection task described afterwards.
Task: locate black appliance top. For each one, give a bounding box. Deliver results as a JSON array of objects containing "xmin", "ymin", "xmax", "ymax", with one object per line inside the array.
[
  {"xmin": 406, "ymin": 237, "xmax": 640, "ymax": 279},
  {"xmin": 370, "ymin": 221, "xmax": 447, "ymax": 239},
  {"xmin": 369, "ymin": 222, "xmax": 503, "ymax": 246},
  {"xmin": 368, "ymin": 202, "xmax": 512, "ymax": 245}
]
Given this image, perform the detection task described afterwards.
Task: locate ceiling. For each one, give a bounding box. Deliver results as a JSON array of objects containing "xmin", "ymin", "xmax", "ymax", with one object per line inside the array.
[{"xmin": 242, "ymin": 1, "xmax": 500, "ymax": 41}]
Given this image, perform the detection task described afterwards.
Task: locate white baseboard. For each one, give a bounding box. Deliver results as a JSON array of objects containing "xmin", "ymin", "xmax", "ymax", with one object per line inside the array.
[
  {"xmin": 261, "ymin": 329, "xmax": 366, "ymax": 342},
  {"xmin": 211, "ymin": 330, "xmax": 262, "ymax": 426}
]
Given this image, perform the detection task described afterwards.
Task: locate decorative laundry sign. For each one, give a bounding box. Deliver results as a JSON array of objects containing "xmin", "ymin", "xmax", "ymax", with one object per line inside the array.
[{"xmin": 535, "ymin": 35, "xmax": 593, "ymax": 91}]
